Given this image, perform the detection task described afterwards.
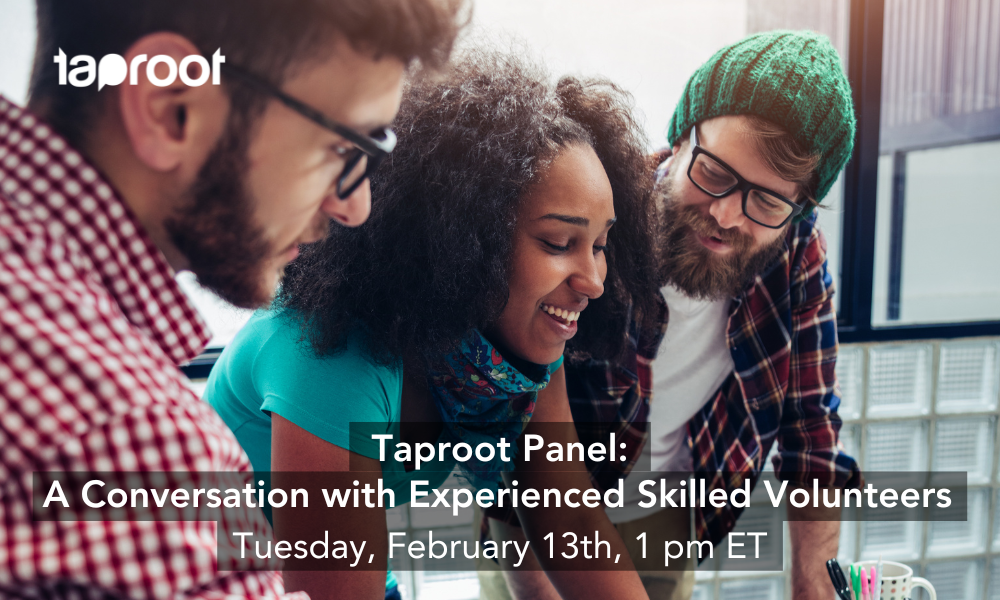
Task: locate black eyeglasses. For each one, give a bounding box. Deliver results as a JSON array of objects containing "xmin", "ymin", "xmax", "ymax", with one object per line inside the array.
[
  {"xmin": 687, "ymin": 125, "xmax": 802, "ymax": 229},
  {"xmin": 224, "ymin": 64, "xmax": 397, "ymax": 199}
]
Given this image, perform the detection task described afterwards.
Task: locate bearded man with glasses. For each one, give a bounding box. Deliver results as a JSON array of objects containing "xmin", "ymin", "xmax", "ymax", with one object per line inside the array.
[
  {"xmin": 0, "ymin": 0, "xmax": 463, "ymax": 598},
  {"xmin": 483, "ymin": 30, "xmax": 863, "ymax": 600}
]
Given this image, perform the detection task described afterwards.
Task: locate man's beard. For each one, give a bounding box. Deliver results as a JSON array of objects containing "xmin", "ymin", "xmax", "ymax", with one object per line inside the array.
[
  {"xmin": 655, "ymin": 174, "xmax": 787, "ymax": 300},
  {"xmin": 164, "ymin": 116, "xmax": 275, "ymax": 309}
]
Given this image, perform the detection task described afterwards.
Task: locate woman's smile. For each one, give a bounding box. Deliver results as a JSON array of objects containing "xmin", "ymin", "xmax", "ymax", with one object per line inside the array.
[{"xmin": 538, "ymin": 302, "xmax": 583, "ymax": 340}]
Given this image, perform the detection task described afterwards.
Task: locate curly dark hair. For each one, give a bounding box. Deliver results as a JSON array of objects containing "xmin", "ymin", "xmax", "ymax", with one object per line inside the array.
[{"xmin": 279, "ymin": 47, "xmax": 659, "ymax": 368}]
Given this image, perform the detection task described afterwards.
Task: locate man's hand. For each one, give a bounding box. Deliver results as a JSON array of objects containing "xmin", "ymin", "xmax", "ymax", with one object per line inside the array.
[{"xmin": 788, "ymin": 491, "xmax": 841, "ymax": 600}]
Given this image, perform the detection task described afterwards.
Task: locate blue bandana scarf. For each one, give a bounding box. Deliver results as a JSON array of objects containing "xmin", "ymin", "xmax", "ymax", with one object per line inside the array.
[{"xmin": 428, "ymin": 330, "xmax": 553, "ymax": 491}]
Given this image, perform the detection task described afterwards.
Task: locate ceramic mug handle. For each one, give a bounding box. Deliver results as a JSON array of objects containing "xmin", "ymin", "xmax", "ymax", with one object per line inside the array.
[{"xmin": 910, "ymin": 576, "xmax": 936, "ymax": 600}]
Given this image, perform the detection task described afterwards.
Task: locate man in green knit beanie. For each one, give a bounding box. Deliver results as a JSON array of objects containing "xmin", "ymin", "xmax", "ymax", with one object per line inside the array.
[
  {"xmin": 605, "ymin": 29, "xmax": 860, "ymax": 600},
  {"xmin": 483, "ymin": 30, "xmax": 862, "ymax": 600},
  {"xmin": 622, "ymin": 30, "xmax": 860, "ymax": 599}
]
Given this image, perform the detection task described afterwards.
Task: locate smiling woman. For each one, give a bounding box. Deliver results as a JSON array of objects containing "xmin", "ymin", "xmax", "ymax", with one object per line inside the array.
[
  {"xmin": 278, "ymin": 47, "xmax": 661, "ymax": 369},
  {"xmin": 203, "ymin": 46, "xmax": 659, "ymax": 600}
]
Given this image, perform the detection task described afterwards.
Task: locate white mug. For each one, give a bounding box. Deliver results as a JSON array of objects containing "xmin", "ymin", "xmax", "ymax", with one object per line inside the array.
[{"xmin": 855, "ymin": 560, "xmax": 936, "ymax": 600}]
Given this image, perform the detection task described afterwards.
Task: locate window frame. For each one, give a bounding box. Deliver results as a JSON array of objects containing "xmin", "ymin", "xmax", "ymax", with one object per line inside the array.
[{"xmin": 837, "ymin": 0, "xmax": 1000, "ymax": 344}]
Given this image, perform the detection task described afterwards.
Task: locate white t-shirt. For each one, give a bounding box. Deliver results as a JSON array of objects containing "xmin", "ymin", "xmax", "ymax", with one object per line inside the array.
[{"xmin": 604, "ymin": 284, "xmax": 734, "ymax": 523}]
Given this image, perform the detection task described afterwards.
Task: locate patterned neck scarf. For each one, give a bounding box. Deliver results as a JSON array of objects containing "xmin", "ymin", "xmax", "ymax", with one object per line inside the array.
[{"xmin": 427, "ymin": 330, "xmax": 555, "ymax": 491}]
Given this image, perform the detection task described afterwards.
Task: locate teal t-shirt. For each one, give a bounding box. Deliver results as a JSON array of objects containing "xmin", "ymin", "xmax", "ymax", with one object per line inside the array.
[
  {"xmin": 205, "ymin": 308, "xmax": 564, "ymax": 590},
  {"xmin": 205, "ymin": 309, "xmax": 452, "ymax": 590}
]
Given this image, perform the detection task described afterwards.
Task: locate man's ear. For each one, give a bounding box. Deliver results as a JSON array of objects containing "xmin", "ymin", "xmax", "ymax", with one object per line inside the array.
[
  {"xmin": 662, "ymin": 139, "xmax": 686, "ymax": 171},
  {"xmin": 117, "ymin": 32, "xmax": 229, "ymax": 175}
]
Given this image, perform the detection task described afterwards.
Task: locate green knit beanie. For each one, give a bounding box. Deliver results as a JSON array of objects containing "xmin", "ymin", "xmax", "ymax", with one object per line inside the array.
[{"xmin": 667, "ymin": 30, "xmax": 856, "ymax": 210}]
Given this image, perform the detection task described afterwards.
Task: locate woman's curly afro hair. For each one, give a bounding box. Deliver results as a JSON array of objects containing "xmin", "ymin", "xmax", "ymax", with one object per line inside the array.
[{"xmin": 278, "ymin": 47, "xmax": 660, "ymax": 368}]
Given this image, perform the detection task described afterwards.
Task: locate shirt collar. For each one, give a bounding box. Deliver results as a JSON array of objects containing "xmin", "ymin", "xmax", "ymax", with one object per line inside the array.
[{"xmin": 0, "ymin": 96, "xmax": 211, "ymax": 364}]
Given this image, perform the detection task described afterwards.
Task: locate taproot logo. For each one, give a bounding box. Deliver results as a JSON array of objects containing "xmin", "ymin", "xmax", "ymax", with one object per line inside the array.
[{"xmin": 54, "ymin": 49, "xmax": 225, "ymax": 89}]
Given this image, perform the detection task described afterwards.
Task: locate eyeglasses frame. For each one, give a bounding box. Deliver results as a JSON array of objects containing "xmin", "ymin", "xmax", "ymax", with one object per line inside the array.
[
  {"xmin": 223, "ymin": 63, "xmax": 397, "ymax": 199},
  {"xmin": 687, "ymin": 124, "xmax": 803, "ymax": 229}
]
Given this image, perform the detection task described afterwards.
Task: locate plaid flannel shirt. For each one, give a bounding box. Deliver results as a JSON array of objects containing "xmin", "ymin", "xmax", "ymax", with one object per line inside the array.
[
  {"xmin": 566, "ymin": 210, "xmax": 862, "ymax": 548},
  {"xmin": 485, "ymin": 171, "xmax": 861, "ymax": 550},
  {"xmin": 0, "ymin": 97, "xmax": 305, "ymax": 598}
]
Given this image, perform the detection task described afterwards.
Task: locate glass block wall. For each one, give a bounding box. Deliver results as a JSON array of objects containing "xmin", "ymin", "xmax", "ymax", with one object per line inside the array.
[
  {"xmin": 692, "ymin": 337, "xmax": 1000, "ymax": 600},
  {"xmin": 384, "ymin": 337, "xmax": 1000, "ymax": 600}
]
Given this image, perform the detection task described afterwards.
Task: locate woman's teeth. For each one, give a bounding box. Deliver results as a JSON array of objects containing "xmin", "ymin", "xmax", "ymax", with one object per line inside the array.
[{"xmin": 540, "ymin": 304, "xmax": 580, "ymax": 322}]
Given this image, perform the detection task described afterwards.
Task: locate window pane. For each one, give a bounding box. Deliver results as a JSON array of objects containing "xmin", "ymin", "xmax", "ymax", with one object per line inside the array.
[
  {"xmin": 988, "ymin": 559, "xmax": 1000, "ymax": 600},
  {"xmin": 937, "ymin": 341, "xmax": 1000, "ymax": 413},
  {"xmin": 867, "ymin": 344, "xmax": 933, "ymax": 418},
  {"xmin": 926, "ymin": 488, "xmax": 988, "ymax": 557},
  {"xmin": 865, "ymin": 420, "xmax": 929, "ymax": 471},
  {"xmin": 836, "ymin": 345, "xmax": 864, "ymax": 420},
  {"xmin": 0, "ymin": 0, "xmax": 34, "ymax": 103},
  {"xmin": 922, "ymin": 560, "xmax": 983, "ymax": 600},
  {"xmin": 932, "ymin": 417, "xmax": 995, "ymax": 484},
  {"xmin": 859, "ymin": 519, "xmax": 922, "ymax": 562},
  {"xmin": 873, "ymin": 0, "xmax": 1000, "ymax": 326}
]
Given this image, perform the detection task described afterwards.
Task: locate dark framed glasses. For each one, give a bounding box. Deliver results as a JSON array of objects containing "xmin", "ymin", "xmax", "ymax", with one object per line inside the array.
[
  {"xmin": 224, "ymin": 64, "xmax": 397, "ymax": 199},
  {"xmin": 687, "ymin": 125, "xmax": 803, "ymax": 229}
]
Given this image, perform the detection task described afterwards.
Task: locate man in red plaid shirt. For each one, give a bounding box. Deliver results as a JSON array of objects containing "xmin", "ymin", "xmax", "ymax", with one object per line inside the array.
[
  {"xmin": 483, "ymin": 31, "xmax": 862, "ymax": 600},
  {"xmin": 0, "ymin": 1, "xmax": 462, "ymax": 597}
]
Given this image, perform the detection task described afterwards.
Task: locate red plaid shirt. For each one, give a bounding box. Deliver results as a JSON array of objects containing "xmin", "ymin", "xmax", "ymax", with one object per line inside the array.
[{"xmin": 0, "ymin": 97, "xmax": 305, "ymax": 598}]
